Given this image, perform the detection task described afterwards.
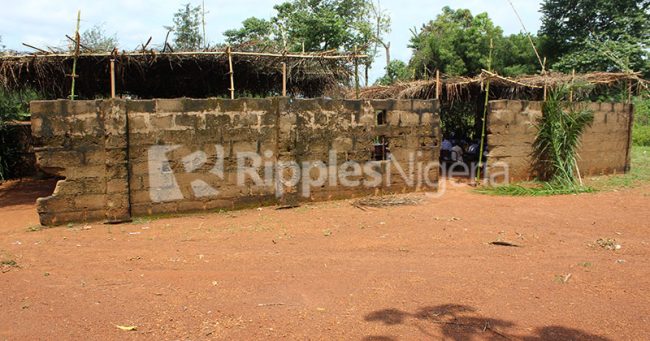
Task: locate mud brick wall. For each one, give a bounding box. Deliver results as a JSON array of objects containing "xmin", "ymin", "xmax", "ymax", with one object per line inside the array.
[
  {"xmin": 31, "ymin": 98, "xmax": 440, "ymax": 225},
  {"xmin": 487, "ymin": 100, "xmax": 634, "ymax": 182}
]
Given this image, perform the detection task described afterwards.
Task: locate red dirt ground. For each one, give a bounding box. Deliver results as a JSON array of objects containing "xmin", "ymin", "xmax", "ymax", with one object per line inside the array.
[{"xmin": 0, "ymin": 178, "xmax": 649, "ymax": 340}]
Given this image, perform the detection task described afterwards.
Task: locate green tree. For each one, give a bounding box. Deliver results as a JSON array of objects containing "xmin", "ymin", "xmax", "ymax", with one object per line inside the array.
[
  {"xmin": 224, "ymin": 17, "xmax": 273, "ymax": 46},
  {"xmin": 221, "ymin": 0, "xmax": 387, "ymax": 88},
  {"xmin": 540, "ymin": 0, "xmax": 650, "ymax": 75},
  {"xmin": 272, "ymin": 0, "xmax": 375, "ymax": 52},
  {"xmin": 376, "ymin": 60, "xmax": 410, "ymax": 85},
  {"xmin": 498, "ymin": 33, "xmax": 542, "ymax": 76},
  {"xmin": 409, "ymin": 7, "xmax": 497, "ymax": 77},
  {"xmin": 223, "ymin": 0, "xmax": 384, "ymax": 75},
  {"xmin": 408, "ymin": 7, "xmax": 540, "ymax": 78},
  {"xmin": 171, "ymin": 3, "xmax": 202, "ymax": 50},
  {"xmin": 81, "ymin": 25, "xmax": 118, "ymax": 52}
]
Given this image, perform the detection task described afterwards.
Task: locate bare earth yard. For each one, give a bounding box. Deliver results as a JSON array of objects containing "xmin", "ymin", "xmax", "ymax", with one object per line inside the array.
[{"xmin": 0, "ymin": 178, "xmax": 649, "ymax": 340}]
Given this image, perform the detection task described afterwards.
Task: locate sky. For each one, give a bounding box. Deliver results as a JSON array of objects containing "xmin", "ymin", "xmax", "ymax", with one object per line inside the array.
[{"xmin": 0, "ymin": 0, "xmax": 543, "ymax": 82}]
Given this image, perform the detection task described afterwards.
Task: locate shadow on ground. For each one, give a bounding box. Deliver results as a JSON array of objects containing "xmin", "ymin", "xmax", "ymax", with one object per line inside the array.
[
  {"xmin": 0, "ymin": 178, "xmax": 58, "ymax": 207},
  {"xmin": 363, "ymin": 304, "xmax": 610, "ymax": 341}
]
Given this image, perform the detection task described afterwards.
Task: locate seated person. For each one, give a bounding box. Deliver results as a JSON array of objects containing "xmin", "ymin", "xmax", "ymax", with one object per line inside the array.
[
  {"xmin": 451, "ymin": 144, "xmax": 464, "ymax": 163},
  {"xmin": 441, "ymin": 139, "xmax": 453, "ymax": 152}
]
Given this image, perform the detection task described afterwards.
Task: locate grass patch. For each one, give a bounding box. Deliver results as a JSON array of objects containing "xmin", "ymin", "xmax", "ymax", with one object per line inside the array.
[
  {"xmin": 633, "ymin": 124, "xmax": 650, "ymax": 146},
  {"xmin": 131, "ymin": 216, "xmax": 155, "ymax": 225},
  {"xmin": 0, "ymin": 250, "xmax": 19, "ymax": 271},
  {"xmin": 479, "ymin": 146, "xmax": 650, "ymax": 196},
  {"xmin": 477, "ymin": 182, "xmax": 595, "ymax": 196}
]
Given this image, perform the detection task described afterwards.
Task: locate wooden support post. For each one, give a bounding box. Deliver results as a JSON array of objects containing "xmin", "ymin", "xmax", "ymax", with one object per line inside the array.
[
  {"xmin": 110, "ymin": 59, "xmax": 116, "ymax": 98},
  {"xmin": 627, "ymin": 80, "xmax": 633, "ymax": 104},
  {"xmin": 69, "ymin": 10, "xmax": 81, "ymax": 101},
  {"xmin": 227, "ymin": 46, "xmax": 235, "ymax": 99},
  {"xmin": 354, "ymin": 45, "xmax": 360, "ymax": 99},
  {"xmin": 435, "ymin": 70, "xmax": 440, "ymax": 100},
  {"xmin": 281, "ymin": 62, "xmax": 287, "ymax": 97},
  {"xmin": 476, "ymin": 39, "xmax": 493, "ymax": 183},
  {"xmin": 575, "ymin": 159, "xmax": 584, "ymax": 186}
]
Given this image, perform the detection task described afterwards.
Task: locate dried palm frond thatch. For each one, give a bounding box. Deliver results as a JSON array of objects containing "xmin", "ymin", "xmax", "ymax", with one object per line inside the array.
[
  {"xmin": 355, "ymin": 70, "xmax": 647, "ymax": 102},
  {"xmin": 0, "ymin": 48, "xmax": 362, "ymax": 99}
]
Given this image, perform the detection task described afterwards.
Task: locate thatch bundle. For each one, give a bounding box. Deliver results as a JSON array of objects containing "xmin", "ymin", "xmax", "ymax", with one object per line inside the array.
[
  {"xmin": 355, "ymin": 70, "xmax": 647, "ymax": 102},
  {"xmin": 0, "ymin": 49, "xmax": 357, "ymax": 99}
]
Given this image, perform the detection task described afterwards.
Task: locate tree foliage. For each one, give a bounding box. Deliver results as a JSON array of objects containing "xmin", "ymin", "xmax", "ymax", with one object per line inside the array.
[
  {"xmin": 171, "ymin": 3, "xmax": 202, "ymax": 50},
  {"xmin": 223, "ymin": 0, "xmax": 384, "ymax": 57},
  {"xmin": 81, "ymin": 25, "xmax": 118, "ymax": 52},
  {"xmin": 273, "ymin": 0, "xmax": 374, "ymax": 52},
  {"xmin": 408, "ymin": 7, "xmax": 540, "ymax": 78},
  {"xmin": 540, "ymin": 0, "xmax": 650, "ymax": 75},
  {"xmin": 376, "ymin": 60, "xmax": 410, "ymax": 85},
  {"xmin": 0, "ymin": 89, "xmax": 39, "ymax": 180},
  {"xmin": 224, "ymin": 17, "xmax": 273, "ymax": 46}
]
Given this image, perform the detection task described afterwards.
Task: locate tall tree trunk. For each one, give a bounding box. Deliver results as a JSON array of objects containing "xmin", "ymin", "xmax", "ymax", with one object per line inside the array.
[
  {"xmin": 385, "ymin": 42, "xmax": 391, "ymax": 68},
  {"xmin": 365, "ymin": 63, "xmax": 369, "ymax": 87}
]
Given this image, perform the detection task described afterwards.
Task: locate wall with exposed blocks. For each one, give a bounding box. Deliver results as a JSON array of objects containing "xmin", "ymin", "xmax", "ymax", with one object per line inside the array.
[
  {"xmin": 487, "ymin": 100, "xmax": 634, "ymax": 181},
  {"xmin": 31, "ymin": 98, "xmax": 441, "ymax": 225}
]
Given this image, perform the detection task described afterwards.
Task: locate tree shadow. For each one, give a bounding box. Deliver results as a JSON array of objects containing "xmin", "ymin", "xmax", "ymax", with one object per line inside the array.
[{"xmin": 364, "ymin": 304, "xmax": 611, "ymax": 341}]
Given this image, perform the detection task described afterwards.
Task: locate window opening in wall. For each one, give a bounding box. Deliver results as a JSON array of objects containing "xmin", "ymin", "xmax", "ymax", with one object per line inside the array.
[
  {"xmin": 376, "ymin": 110, "xmax": 387, "ymax": 126},
  {"xmin": 373, "ymin": 136, "xmax": 390, "ymax": 161}
]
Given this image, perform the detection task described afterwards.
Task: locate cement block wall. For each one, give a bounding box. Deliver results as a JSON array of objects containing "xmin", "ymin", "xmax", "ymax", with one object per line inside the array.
[
  {"xmin": 31, "ymin": 98, "xmax": 440, "ymax": 225},
  {"xmin": 487, "ymin": 100, "xmax": 633, "ymax": 181}
]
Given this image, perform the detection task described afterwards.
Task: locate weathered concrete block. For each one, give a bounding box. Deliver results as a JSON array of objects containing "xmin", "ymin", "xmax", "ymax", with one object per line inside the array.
[
  {"xmin": 184, "ymin": 98, "xmax": 219, "ymax": 113},
  {"xmin": 30, "ymin": 100, "xmax": 62, "ymax": 116},
  {"xmin": 74, "ymin": 194, "xmax": 106, "ymax": 210},
  {"xmin": 489, "ymin": 100, "xmax": 508, "ymax": 111},
  {"xmin": 150, "ymin": 114, "xmax": 174, "ymax": 130},
  {"xmin": 393, "ymin": 100, "xmax": 413, "ymax": 112},
  {"xmin": 156, "ymin": 98, "xmax": 185, "ymax": 113},
  {"xmin": 129, "ymin": 114, "xmax": 149, "ymax": 133},
  {"xmin": 36, "ymin": 196, "xmax": 73, "ymax": 214},
  {"xmin": 412, "ymin": 99, "xmax": 437, "ymax": 113},
  {"xmin": 174, "ymin": 113, "xmax": 200, "ymax": 128},
  {"xmin": 126, "ymin": 100, "xmax": 155, "ymax": 113}
]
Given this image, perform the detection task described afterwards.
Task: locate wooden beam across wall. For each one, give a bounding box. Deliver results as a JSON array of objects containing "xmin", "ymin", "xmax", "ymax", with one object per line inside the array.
[{"xmin": 3, "ymin": 50, "xmax": 368, "ymax": 60}]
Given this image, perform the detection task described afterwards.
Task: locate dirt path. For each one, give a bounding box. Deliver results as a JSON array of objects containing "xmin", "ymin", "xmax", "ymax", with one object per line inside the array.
[{"xmin": 0, "ymin": 179, "xmax": 649, "ymax": 340}]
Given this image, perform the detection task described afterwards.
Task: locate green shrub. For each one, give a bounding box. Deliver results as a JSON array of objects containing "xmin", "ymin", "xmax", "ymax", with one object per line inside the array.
[
  {"xmin": 634, "ymin": 97, "xmax": 650, "ymax": 126},
  {"xmin": 633, "ymin": 124, "xmax": 650, "ymax": 146},
  {"xmin": 532, "ymin": 86, "xmax": 594, "ymax": 186},
  {"xmin": 634, "ymin": 96, "xmax": 650, "ymax": 146}
]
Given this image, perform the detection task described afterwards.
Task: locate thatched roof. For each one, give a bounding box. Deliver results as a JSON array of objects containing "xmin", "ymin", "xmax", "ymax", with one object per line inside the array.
[
  {"xmin": 0, "ymin": 49, "xmax": 362, "ymax": 99},
  {"xmin": 356, "ymin": 70, "xmax": 648, "ymax": 102}
]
